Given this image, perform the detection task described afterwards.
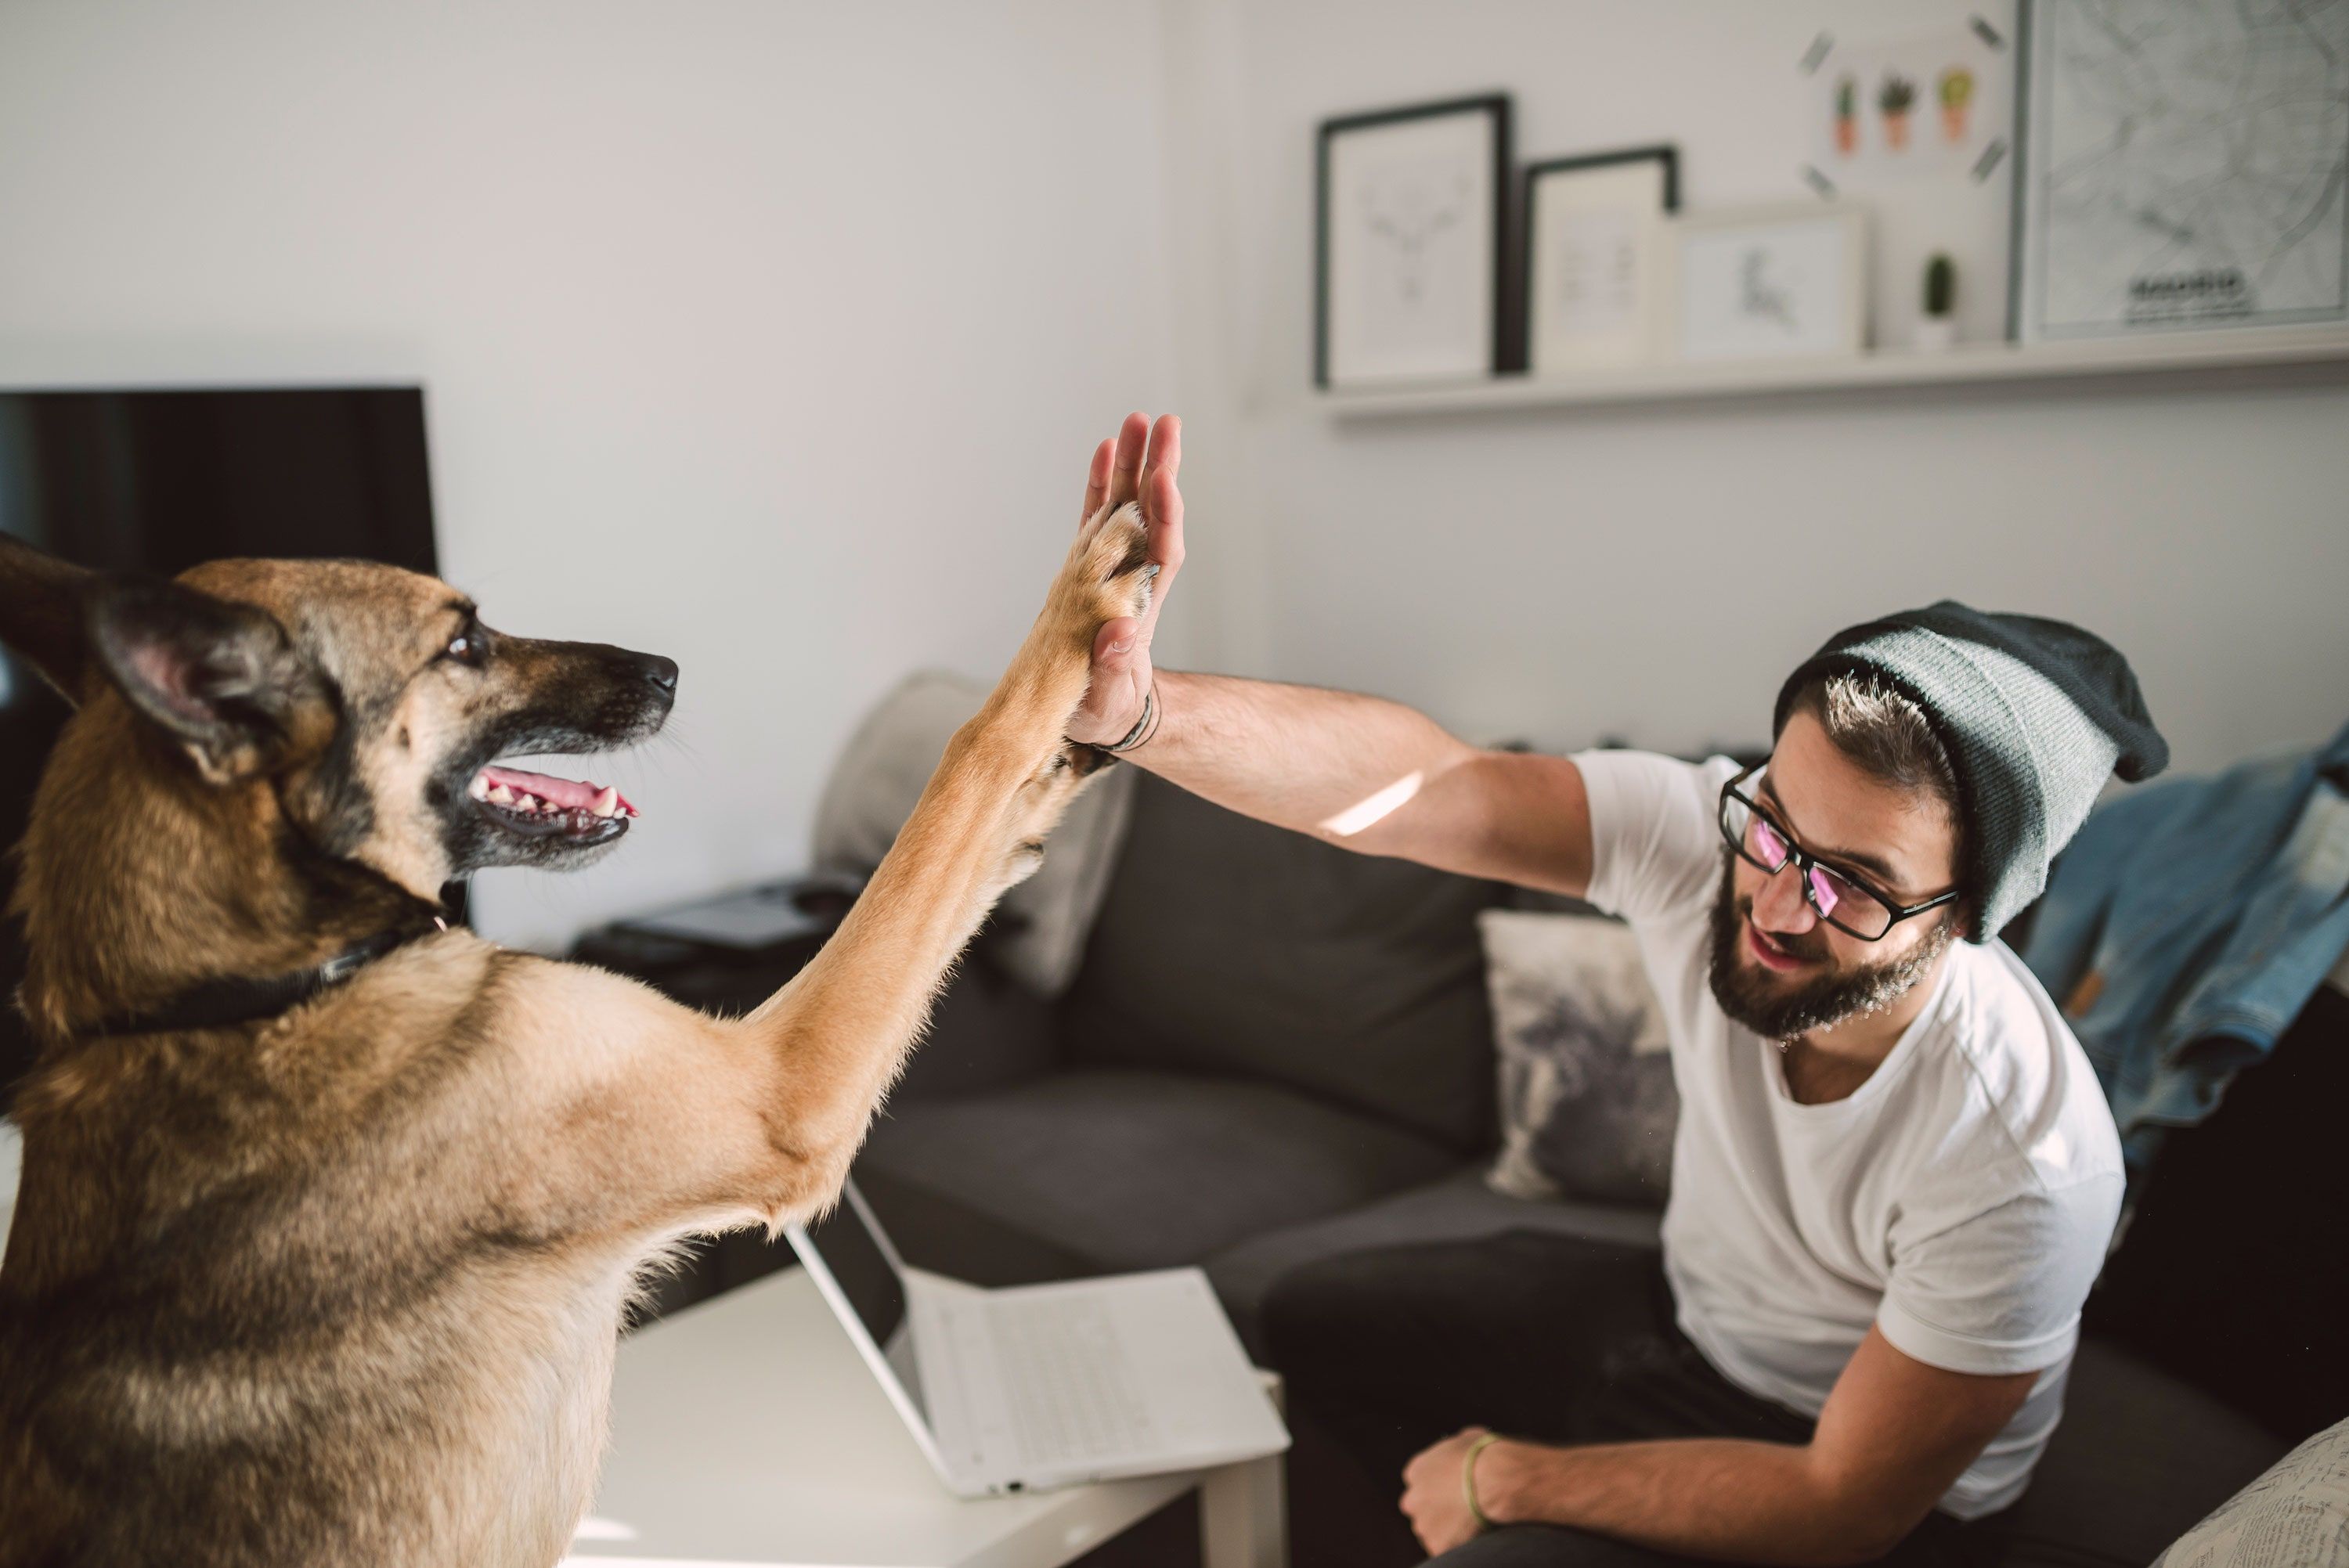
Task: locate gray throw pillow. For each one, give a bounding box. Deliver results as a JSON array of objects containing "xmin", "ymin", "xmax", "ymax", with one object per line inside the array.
[
  {"xmin": 811, "ymin": 670, "xmax": 1135, "ymax": 997},
  {"xmin": 1477, "ymin": 910, "xmax": 1677, "ymax": 1207},
  {"xmin": 2152, "ymin": 1415, "xmax": 2349, "ymax": 1566}
]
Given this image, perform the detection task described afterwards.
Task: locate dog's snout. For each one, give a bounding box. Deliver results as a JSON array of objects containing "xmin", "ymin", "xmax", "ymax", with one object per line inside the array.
[{"xmin": 635, "ymin": 654, "xmax": 680, "ymax": 696}]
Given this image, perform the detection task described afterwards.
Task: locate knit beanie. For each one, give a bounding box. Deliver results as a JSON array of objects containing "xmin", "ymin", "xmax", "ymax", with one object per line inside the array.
[{"xmin": 1772, "ymin": 601, "xmax": 2167, "ymax": 943}]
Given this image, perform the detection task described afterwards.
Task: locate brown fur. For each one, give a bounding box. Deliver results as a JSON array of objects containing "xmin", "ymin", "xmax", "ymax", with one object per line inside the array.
[{"xmin": 0, "ymin": 504, "xmax": 1153, "ymax": 1566}]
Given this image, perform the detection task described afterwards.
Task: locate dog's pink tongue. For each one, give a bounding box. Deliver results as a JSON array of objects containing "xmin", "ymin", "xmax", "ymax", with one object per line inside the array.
[{"xmin": 481, "ymin": 765, "xmax": 637, "ymax": 816}]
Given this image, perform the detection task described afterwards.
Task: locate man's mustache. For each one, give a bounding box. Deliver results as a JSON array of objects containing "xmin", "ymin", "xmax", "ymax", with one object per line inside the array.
[{"xmin": 1738, "ymin": 896, "xmax": 1830, "ymax": 964}]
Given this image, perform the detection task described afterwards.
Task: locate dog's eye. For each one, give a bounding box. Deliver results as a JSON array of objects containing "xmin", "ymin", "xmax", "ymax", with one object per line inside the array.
[{"xmin": 442, "ymin": 629, "xmax": 484, "ymax": 667}]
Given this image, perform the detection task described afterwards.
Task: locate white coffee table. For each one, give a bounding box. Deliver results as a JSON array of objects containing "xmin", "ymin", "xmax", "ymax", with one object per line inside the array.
[{"xmin": 565, "ymin": 1264, "xmax": 1287, "ymax": 1568}]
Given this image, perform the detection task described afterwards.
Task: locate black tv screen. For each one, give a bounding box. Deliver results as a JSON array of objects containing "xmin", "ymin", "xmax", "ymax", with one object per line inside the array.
[{"xmin": 0, "ymin": 387, "xmax": 439, "ymax": 1098}]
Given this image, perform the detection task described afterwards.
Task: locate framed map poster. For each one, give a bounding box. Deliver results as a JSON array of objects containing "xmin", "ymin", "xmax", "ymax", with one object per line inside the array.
[
  {"xmin": 1315, "ymin": 95, "xmax": 1513, "ymax": 388},
  {"xmin": 2013, "ymin": 0, "xmax": 2349, "ymax": 341}
]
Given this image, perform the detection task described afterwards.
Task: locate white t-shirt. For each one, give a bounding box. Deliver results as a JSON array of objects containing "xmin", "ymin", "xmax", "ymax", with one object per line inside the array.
[{"xmin": 1575, "ymin": 750, "xmax": 2126, "ymax": 1520}]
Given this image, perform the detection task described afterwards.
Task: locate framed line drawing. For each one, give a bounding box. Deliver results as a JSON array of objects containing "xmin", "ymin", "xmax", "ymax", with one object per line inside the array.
[
  {"xmin": 2012, "ymin": 0, "xmax": 2349, "ymax": 341},
  {"xmin": 1523, "ymin": 145, "xmax": 1679, "ymax": 376},
  {"xmin": 1315, "ymin": 93, "xmax": 1513, "ymax": 388},
  {"xmin": 1667, "ymin": 203, "xmax": 1870, "ymax": 362}
]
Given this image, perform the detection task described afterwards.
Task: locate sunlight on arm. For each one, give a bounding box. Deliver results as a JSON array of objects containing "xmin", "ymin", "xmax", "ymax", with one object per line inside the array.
[{"xmin": 1319, "ymin": 770, "xmax": 1425, "ymax": 838}]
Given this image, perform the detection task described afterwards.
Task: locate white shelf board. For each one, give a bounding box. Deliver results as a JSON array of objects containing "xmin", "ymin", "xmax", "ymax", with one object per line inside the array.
[{"xmin": 1320, "ymin": 325, "xmax": 2349, "ymax": 418}]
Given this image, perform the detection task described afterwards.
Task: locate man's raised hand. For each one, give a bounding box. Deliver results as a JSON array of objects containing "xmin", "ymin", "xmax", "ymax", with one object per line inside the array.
[{"xmin": 1066, "ymin": 412, "xmax": 1183, "ymax": 749}]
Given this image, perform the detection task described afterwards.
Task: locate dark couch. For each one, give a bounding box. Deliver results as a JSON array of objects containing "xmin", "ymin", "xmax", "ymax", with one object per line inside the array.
[{"xmin": 845, "ymin": 770, "xmax": 2321, "ymax": 1565}]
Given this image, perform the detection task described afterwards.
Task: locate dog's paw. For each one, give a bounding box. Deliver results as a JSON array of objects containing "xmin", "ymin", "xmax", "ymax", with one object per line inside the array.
[{"xmin": 1069, "ymin": 501, "xmax": 1158, "ymax": 629}]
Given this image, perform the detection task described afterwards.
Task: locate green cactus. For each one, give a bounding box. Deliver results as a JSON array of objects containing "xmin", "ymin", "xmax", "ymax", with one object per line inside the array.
[
  {"xmin": 1924, "ymin": 253, "xmax": 1957, "ymax": 319},
  {"xmin": 1878, "ymin": 74, "xmax": 1917, "ymax": 115},
  {"xmin": 1836, "ymin": 77, "xmax": 1856, "ymax": 118},
  {"xmin": 1940, "ymin": 67, "xmax": 1975, "ymax": 110}
]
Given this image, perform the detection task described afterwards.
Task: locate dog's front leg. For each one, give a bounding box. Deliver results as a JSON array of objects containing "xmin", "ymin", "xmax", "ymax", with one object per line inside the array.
[{"xmin": 738, "ymin": 503, "xmax": 1155, "ymax": 1206}]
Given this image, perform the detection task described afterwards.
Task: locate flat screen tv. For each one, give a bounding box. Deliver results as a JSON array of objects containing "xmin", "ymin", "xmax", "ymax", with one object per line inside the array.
[{"xmin": 0, "ymin": 387, "xmax": 439, "ymax": 1099}]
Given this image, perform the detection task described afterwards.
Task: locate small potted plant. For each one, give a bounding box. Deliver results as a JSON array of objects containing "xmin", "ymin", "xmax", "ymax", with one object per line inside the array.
[
  {"xmin": 1834, "ymin": 76, "xmax": 1859, "ymax": 154},
  {"xmin": 1917, "ymin": 252, "xmax": 1958, "ymax": 351},
  {"xmin": 1939, "ymin": 66, "xmax": 1976, "ymax": 142},
  {"xmin": 1878, "ymin": 73, "xmax": 1918, "ymax": 150}
]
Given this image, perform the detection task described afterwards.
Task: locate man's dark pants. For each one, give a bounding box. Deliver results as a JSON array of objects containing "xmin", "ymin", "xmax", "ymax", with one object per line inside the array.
[{"xmin": 1259, "ymin": 1231, "xmax": 1991, "ymax": 1566}]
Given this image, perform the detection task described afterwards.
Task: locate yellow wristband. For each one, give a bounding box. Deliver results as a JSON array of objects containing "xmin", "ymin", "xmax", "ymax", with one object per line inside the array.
[{"xmin": 1463, "ymin": 1432, "xmax": 1504, "ymax": 1534}]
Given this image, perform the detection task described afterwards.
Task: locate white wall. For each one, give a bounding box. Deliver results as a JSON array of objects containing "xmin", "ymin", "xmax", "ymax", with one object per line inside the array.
[
  {"xmin": 0, "ymin": 0, "xmax": 1179, "ymax": 950},
  {"xmin": 3, "ymin": 2, "xmax": 2343, "ymax": 957},
  {"xmin": 1157, "ymin": 0, "xmax": 2349, "ymax": 777}
]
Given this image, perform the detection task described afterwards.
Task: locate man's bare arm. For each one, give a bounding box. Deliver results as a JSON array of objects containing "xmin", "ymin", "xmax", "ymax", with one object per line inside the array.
[
  {"xmin": 1128, "ymin": 672, "xmax": 1593, "ymax": 895},
  {"xmin": 1423, "ymin": 1329, "xmax": 2037, "ymax": 1566},
  {"xmin": 1063, "ymin": 413, "xmax": 1592, "ymax": 896}
]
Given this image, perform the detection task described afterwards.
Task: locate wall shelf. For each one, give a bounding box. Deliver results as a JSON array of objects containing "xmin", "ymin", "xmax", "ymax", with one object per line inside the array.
[{"xmin": 1319, "ymin": 325, "xmax": 2349, "ymax": 419}]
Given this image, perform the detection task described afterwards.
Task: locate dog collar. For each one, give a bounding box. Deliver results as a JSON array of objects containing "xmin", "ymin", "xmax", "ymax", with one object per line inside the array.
[{"xmin": 80, "ymin": 912, "xmax": 450, "ymax": 1039}]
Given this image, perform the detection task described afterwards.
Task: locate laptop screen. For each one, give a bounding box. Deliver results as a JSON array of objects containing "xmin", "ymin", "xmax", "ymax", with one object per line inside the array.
[{"xmin": 796, "ymin": 1186, "xmax": 928, "ymax": 1419}]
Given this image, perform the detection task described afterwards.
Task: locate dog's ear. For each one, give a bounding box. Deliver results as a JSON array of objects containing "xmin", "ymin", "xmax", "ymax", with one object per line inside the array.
[
  {"xmin": 86, "ymin": 578, "xmax": 330, "ymax": 784},
  {"xmin": 0, "ymin": 533, "xmax": 99, "ymax": 701}
]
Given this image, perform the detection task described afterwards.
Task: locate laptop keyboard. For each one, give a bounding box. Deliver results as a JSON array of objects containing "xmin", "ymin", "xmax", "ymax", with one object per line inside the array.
[{"xmin": 987, "ymin": 1295, "xmax": 1157, "ymax": 1467}]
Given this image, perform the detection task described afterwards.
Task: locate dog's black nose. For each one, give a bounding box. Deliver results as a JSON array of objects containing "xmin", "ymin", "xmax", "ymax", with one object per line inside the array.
[{"xmin": 637, "ymin": 654, "xmax": 680, "ymax": 694}]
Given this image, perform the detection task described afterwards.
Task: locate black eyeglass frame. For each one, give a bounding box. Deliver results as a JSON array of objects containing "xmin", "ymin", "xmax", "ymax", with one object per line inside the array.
[{"xmin": 1716, "ymin": 762, "xmax": 1962, "ymax": 942}]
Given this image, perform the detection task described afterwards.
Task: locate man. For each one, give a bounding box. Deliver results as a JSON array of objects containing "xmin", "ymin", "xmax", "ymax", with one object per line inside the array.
[{"xmin": 1066, "ymin": 415, "xmax": 2163, "ymax": 1566}]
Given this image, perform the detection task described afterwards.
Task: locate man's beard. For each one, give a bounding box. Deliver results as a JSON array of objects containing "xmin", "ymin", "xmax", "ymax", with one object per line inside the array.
[{"xmin": 1705, "ymin": 852, "xmax": 1953, "ymax": 1042}]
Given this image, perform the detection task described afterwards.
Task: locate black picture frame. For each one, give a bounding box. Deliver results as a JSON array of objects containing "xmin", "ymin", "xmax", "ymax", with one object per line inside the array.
[
  {"xmin": 1519, "ymin": 144, "xmax": 1680, "ymax": 371},
  {"xmin": 1522, "ymin": 144, "xmax": 1680, "ymax": 219},
  {"xmin": 1314, "ymin": 92, "xmax": 1515, "ymax": 387}
]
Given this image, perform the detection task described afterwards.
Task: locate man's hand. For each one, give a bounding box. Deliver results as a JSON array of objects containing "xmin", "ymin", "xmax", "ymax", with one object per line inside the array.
[
  {"xmin": 1400, "ymin": 1426, "xmax": 1501, "ymax": 1558},
  {"xmin": 1064, "ymin": 411, "xmax": 1183, "ymax": 748}
]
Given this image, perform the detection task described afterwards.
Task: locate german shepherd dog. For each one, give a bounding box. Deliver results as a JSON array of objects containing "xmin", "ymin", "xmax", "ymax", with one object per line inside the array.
[{"xmin": 0, "ymin": 503, "xmax": 1154, "ymax": 1566}]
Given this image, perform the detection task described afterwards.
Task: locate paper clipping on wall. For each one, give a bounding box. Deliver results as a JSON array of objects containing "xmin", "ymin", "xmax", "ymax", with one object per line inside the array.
[{"xmin": 1803, "ymin": 23, "xmax": 2013, "ymax": 192}]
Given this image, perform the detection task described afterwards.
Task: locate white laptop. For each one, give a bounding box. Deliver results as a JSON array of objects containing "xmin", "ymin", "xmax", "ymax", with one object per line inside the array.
[{"xmin": 786, "ymin": 1181, "xmax": 1289, "ymax": 1498}]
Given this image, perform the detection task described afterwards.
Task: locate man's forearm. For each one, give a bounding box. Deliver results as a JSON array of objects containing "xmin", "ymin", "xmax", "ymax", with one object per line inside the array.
[
  {"xmin": 1478, "ymin": 1436, "xmax": 1919, "ymax": 1568},
  {"xmin": 1117, "ymin": 670, "xmax": 1478, "ymax": 856}
]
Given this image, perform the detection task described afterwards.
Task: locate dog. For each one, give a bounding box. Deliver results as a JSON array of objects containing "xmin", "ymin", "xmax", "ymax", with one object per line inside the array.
[{"xmin": 0, "ymin": 501, "xmax": 1153, "ymax": 1566}]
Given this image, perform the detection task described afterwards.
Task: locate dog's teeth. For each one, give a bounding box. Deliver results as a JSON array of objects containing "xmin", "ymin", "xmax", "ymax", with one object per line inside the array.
[
  {"xmin": 590, "ymin": 786, "xmax": 619, "ymax": 818},
  {"xmin": 468, "ymin": 773, "xmax": 491, "ymax": 802},
  {"xmin": 487, "ymin": 784, "xmax": 515, "ymax": 806},
  {"xmin": 516, "ymin": 794, "xmax": 542, "ymax": 813}
]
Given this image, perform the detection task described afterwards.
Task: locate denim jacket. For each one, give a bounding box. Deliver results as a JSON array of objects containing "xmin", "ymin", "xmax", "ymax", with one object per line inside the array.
[{"xmin": 2022, "ymin": 718, "xmax": 2349, "ymax": 1173}]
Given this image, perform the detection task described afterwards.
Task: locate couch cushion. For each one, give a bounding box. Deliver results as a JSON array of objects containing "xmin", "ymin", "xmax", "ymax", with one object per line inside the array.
[
  {"xmin": 1204, "ymin": 1166, "xmax": 1664, "ymax": 1357},
  {"xmin": 2083, "ymin": 982, "xmax": 2349, "ymax": 1446},
  {"xmin": 1983, "ymin": 1337, "xmax": 2288, "ymax": 1567},
  {"xmin": 1479, "ymin": 910, "xmax": 1678, "ymax": 1206},
  {"xmin": 853, "ymin": 1069, "xmax": 1460, "ymax": 1288},
  {"xmin": 812, "ymin": 670, "xmax": 1137, "ymax": 997},
  {"xmin": 1061, "ymin": 770, "xmax": 1504, "ymax": 1151}
]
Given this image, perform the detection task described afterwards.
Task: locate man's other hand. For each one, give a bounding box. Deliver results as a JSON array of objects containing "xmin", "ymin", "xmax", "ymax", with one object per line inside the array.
[
  {"xmin": 1065, "ymin": 411, "xmax": 1183, "ymax": 748},
  {"xmin": 1401, "ymin": 1426, "xmax": 1498, "ymax": 1557}
]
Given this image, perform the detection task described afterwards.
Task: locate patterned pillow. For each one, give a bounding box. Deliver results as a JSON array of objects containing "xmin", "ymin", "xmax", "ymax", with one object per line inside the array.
[
  {"xmin": 2152, "ymin": 1415, "xmax": 2349, "ymax": 1566},
  {"xmin": 1476, "ymin": 910, "xmax": 1677, "ymax": 1207}
]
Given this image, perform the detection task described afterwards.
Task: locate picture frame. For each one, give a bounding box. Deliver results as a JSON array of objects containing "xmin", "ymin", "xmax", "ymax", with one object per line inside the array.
[
  {"xmin": 1665, "ymin": 203, "xmax": 1869, "ymax": 364},
  {"xmin": 1522, "ymin": 145, "xmax": 1679, "ymax": 377},
  {"xmin": 1315, "ymin": 93, "xmax": 1514, "ymax": 389},
  {"xmin": 2012, "ymin": 0, "xmax": 2349, "ymax": 342}
]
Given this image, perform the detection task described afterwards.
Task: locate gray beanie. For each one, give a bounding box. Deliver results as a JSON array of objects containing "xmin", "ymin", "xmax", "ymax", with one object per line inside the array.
[{"xmin": 1772, "ymin": 601, "xmax": 2167, "ymax": 943}]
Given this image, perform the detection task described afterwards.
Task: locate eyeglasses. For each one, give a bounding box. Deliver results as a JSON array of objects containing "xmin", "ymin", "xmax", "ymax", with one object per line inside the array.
[{"xmin": 1716, "ymin": 763, "xmax": 1960, "ymax": 943}]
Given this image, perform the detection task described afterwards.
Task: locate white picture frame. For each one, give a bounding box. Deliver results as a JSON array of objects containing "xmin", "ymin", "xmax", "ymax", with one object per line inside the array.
[
  {"xmin": 1316, "ymin": 95, "xmax": 1510, "ymax": 389},
  {"xmin": 1525, "ymin": 146, "xmax": 1678, "ymax": 377},
  {"xmin": 1665, "ymin": 204, "xmax": 1870, "ymax": 364}
]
